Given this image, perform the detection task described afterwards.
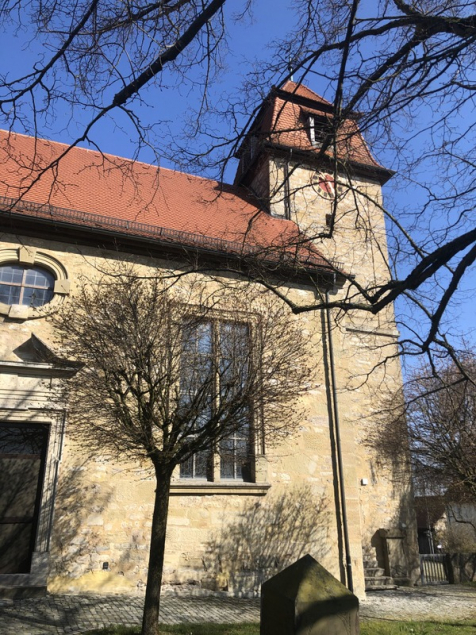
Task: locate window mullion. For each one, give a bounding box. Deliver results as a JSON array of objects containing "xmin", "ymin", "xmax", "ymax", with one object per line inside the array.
[
  {"xmin": 18, "ymin": 267, "xmax": 28, "ymax": 305},
  {"xmin": 255, "ymin": 322, "xmax": 265, "ymax": 457},
  {"xmin": 179, "ymin": 317, "xmax": 255, "ymax": 484}
]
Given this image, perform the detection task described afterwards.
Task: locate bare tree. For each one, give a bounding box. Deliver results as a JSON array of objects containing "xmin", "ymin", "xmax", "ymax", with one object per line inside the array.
[
  {"xmin": 0, "ymin": 0, "xmax": 233, "ymax": 161},
  {"xmin": 179, "ymin": 0, "xmax": 476, "ymax": 368},
  {"xmin": 53, "ymin": 269, "xmax": 314, "ymax": 635},
  {"xmin": 368, "ymin": 353, "xmax": 476, "ymax": 504}
]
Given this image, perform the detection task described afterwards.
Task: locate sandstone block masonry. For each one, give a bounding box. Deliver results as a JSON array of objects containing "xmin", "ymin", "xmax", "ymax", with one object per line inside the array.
[
  {"xmin": 0, "ymin": 207, "xmax": 417, "ymax": 599},
  {"xmin": 0, "ymin": 81, "xmax": 419, "ymax": 599}
]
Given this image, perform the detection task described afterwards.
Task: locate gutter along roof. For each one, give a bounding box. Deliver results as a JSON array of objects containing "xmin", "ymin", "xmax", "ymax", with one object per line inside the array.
[{"xmin": 0, "ymin": 130, "xmax": 337, "ymax": 278}]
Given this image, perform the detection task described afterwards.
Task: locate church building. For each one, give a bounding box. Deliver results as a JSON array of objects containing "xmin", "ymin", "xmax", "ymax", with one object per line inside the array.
[{"xmin": 0, "ymin": 81, "xmax": 419, "ymax": 599}]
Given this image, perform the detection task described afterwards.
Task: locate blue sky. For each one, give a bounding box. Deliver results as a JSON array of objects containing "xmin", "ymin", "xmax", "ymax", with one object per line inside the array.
[{"xmin": 0, "ymin": 2, "xmax": 296, "ymax": 172}]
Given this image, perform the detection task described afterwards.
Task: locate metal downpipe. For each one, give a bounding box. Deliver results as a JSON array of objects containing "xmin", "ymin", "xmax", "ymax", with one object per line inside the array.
[{"xmin": 326, "ymin": 291, "xmax": 354, "ymax": 593}]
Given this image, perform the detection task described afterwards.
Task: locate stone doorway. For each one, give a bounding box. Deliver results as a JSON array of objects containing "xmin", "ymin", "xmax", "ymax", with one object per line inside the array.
[{"xmin": 0, "ymin": 423, "xmax": 49, "ymax": 574}]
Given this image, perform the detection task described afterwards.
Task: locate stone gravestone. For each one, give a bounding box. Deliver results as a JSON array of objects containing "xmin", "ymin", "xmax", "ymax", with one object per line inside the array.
[{"xmin": 261, "ymin": 554, "xmax": 359, "ymax": 635}]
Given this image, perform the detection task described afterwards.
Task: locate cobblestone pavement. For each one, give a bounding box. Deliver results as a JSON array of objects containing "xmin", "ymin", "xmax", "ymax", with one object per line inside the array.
[
  {"xmin": 0, "ymin": 585, "xmax": 474, "ymax": 634},
  {"xmin": 360, "ymin": 585, "xmax": 476, "ymax": 622},
  {"xmin": 0, "ymin": 594, "xmax": 258, "ymax": 634}
]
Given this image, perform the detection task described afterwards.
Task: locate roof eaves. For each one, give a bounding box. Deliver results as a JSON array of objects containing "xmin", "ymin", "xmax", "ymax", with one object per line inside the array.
[
  {"xmin": 264, "ymin": 141, "xmax": 395, "ymax": 184},
  {"xmin": 0, "ymin": 197, "xmax": 338, "ymax": 282}
]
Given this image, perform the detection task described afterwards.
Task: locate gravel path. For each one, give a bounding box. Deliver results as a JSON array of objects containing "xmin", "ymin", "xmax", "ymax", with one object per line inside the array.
[{"xmin": 0, "ymin": 585, "xmax": 474, "ymax": 634}]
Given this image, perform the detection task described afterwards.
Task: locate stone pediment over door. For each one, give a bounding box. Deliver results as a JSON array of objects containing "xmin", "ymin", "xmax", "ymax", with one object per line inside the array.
[
  {"xmin": 0, "ymin": 334, "xmax": 77, "ymax": 597},
  {"xmin": 0, "ymin": 333, "xmax": 79, "ymax": 412}
]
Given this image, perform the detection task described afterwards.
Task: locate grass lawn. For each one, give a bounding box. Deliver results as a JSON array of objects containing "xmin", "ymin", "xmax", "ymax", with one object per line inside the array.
[{"xmin": 84, "ymin": 621, "xmax": 476, "ymax": 634}]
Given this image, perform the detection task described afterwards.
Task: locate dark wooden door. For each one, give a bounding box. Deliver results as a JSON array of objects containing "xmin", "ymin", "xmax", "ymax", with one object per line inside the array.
[{"xmin": 0, "ymin": 423, "xmax": 49, "ymax": 574}]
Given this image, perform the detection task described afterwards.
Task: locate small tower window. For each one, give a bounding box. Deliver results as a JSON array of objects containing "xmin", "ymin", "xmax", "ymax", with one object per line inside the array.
[
  {"xmin": 0, "ymin": 264, "xmax": 55, "ymax": 308},
  {"xmin": 309, "ymin": 116, "xmax": 332, "ymax": 147}
]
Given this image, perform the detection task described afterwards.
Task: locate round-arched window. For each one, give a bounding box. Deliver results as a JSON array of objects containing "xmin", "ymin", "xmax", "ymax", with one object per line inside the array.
[
  {"xmin": 0, "ymin": 264, "xmax": 55, "ymax": 308},
  {"xmin": 0, "ymin": 248, "xmax": 70, "ymax": 320}
]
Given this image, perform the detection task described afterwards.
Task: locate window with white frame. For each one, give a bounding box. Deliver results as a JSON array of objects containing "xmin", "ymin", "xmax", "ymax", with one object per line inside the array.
[
  {"xmin": 179, "ymin": 319, "xmax": 253, "ymax": 482},
  {"xmin": 0, "ymin": 264, "xmax": 55, "ymax": 308},
  {"xmin": 0, "ymin": 248, "xmax": 70, "ymax": 319},
  {"xmin": 308, "ymin": 115, "xmax": 333, "ymax": 147}
]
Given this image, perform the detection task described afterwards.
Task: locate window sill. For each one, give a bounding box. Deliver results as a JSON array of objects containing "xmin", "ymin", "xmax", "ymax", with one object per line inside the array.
[{"xmin": 169, "ymin": 481, "xmax": 271, "ymax": 496}]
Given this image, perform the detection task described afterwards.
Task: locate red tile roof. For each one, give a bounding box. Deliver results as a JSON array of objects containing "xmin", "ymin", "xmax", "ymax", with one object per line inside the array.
[
  {"xmin": 0, "ymin": 130, "xmax": 334, "ymax": 272},
  {"xmin": 238, "ymin": 80, "xmax": 391, "ymax": 179}
]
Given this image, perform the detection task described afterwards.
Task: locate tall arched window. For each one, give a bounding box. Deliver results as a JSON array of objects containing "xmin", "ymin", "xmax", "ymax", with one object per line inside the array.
[{"xmin": 0, "ymin": 264, "xmax": 55, "ymax": 308}]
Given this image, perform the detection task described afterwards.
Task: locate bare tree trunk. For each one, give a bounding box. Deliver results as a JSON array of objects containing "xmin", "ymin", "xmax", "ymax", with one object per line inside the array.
[{"xmin": 141, "ymin": 463, "xmax": 172, "ymax": 635}]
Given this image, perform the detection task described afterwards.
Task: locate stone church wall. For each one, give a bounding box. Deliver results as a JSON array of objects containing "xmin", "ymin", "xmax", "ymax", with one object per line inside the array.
[{"xmin": 0, "ymin": 223, "xmax": 418, "ymax": 598}]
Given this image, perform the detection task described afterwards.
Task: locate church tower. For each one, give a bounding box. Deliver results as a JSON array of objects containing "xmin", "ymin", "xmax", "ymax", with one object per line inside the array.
[
  {"xmin": 235, "ymin": 80, "xmax": 397, "ymax": 330},
  {"xmin": 234, "ymin": 80, "xmax": 393, "ymax": 217},
  {"xmin": 236, "ymin": 81, "xmax": 419, "ymax": 592}
]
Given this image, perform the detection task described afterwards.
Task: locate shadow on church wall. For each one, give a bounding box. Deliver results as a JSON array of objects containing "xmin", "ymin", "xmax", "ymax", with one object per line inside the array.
[
  {"xmin": 202, "ymin": 484, "xmax": 331, "ymax": 595},
  {"xmin": 48, "ymin": 461, "xmax": 155, "ymax": 591}
]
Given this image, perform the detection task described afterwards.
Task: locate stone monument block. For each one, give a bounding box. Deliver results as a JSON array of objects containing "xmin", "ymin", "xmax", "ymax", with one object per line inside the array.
[{"xmin": 261, "ymin": 554, "xmax": 359, "ymax": 635}]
